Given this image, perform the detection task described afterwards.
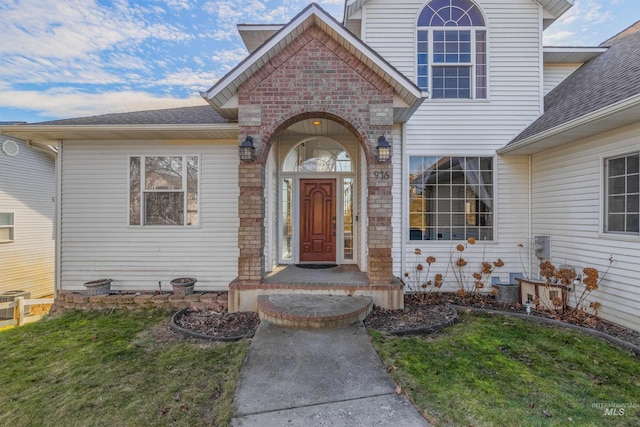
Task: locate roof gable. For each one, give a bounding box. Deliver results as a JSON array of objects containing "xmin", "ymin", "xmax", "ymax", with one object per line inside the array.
[{"xmin": 201, "ymin": 3, "xmax": 424, "ymax": 123}]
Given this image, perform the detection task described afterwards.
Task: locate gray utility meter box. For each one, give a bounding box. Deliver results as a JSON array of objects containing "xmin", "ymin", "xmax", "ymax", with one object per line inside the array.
[{"xmin": 534, "ymin": 236, "xmax": 550, "ymax": 259}]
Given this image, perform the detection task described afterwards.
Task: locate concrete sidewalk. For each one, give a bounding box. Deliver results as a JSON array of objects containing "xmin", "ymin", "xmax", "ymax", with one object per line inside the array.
[{"xmin": 232, "ymin": 321, "xmax": 429, "ymax": 426}]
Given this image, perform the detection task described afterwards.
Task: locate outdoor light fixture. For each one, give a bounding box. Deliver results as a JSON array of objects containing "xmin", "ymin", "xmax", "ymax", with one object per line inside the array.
[
  {"xmin": 312, "ymin": 120, "xmax": 321, "ymax": 126},
  {"xmin": 239, "ymin": 136, "xmax": 255, "ymax": 162},
  {"xmin": 376, "ymin": 135, "xmax": 392, "ymax": 162}
]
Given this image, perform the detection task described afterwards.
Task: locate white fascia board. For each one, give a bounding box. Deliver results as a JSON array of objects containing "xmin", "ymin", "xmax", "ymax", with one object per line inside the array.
[
  {"xmin": 498, "ymin": 94, "xmax": 640, "ymax": 155},
  {"xmin": 543, "ymin": 46, "xmax": 607, "ymax": 63},
  {"xmin": 344, "ymin": 0, "xmax": 370, "ymax": 22},
  {"xmin": 202, "ymin": 4, "xmax": 422, "ymax": 109},
  {"xmin": 0, "ymin": 123, "xmax": 241, "ymax": 144},
  {"xmin": 534, "ymin": 0, "xmax": 574, "ymax": 18}
]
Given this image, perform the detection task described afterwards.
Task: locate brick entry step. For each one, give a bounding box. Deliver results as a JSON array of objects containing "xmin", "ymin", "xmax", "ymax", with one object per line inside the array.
[{"xmin": 257, "ymin": 294, "xmax": 373, "ymax": 329}]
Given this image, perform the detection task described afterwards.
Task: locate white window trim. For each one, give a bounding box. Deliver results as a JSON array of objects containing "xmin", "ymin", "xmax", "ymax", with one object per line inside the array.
[
  {"xmin": 416, "ymin": 26, "xmax": 488, "ymax": 100},
  {"xmin": 602, "ymin": 150, "xmax": 640, "ymax": 237},
  {"xmin": 404, "ymin": 153, "xmax": 497, "ymax": 244},
  {"xmin": 128, "ymin": 155, "xmax": 201, "ymax": 228},
  {"xmin": 0, "ymin": 212, "xmax": 15, "ymax": 243}
]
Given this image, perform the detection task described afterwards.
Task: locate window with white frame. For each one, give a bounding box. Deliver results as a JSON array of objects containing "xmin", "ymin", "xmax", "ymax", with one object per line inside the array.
[
  {"xmin": 417, "ymin": 0, "xmax": 487, "ymax": 99},
  {"xmin": 605, "ymin": 152, "xmax": 639, "ymax": 234},
  {"xmin": 0, "ymin": 212, "xmax": 14, "ymax": 242},
  {"xmin": 409, "ymin": 156, "xmax": 493, "ymax": 241},
  {"xmin": 129, "ymin": 156, "xmax": 199, "ymax": 226}
]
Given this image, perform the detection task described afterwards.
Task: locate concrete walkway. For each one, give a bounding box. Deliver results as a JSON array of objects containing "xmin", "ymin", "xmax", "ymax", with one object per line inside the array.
[{"xmin": 232, "ymin": 321, "xmax": 429, "ymax": 426}]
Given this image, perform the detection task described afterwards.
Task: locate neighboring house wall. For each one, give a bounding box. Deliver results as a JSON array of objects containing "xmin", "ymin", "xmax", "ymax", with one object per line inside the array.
[
  {"xmin": 0, "ymin": 138, "xmax": 55, "ymax": 298},
  {"xmin": 543, "ymin": 63, "xmax": 582, "ymax": 95},
  {"xmin": 59, "ymin": 140, "xmax": 238, "ymax": 292},
  {"xmin": 360, "ymin": 0, "xmax": 539, "ymax": 282},
  {"xmin": 531, "ymin": 122, "xmax": 640, "ymax": 331}
]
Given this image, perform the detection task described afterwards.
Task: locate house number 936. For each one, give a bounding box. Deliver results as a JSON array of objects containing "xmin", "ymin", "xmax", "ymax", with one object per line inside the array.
[{"xmin": 374, "ymin": 171, "xmax": 390, "ymax": 180}]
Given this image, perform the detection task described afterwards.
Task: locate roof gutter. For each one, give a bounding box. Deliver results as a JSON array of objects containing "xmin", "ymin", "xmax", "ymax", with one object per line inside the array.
[
  {"xmin": 0, "ymin": 123, "xmax": 241, "ymax": 144},
  {"xmin": 28, "ymin": 140, "xmax": 58, "ymax": 156},
  {"xmin": 1, "ymin": 123, "xmax": 240, "ymax": 133},
  {"xmin": 498, "ymin": 93, "xmax": 640, "ymax": 155}
]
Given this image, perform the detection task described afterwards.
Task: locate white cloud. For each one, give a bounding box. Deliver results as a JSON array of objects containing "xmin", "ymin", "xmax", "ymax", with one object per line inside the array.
[
  {"xmin": 0, "ymin": 87, "xmax": 206, "ymax": 119},
  {"xmin": 0, "ymin": 0, "xmax": 191, "ymax": 59},
  {"xmin": 543, "ymin": 30, "xmax": 576, "ymax": 45},
  {"xmin": 159, "ymin": 0, "xmax": 192, "ymax": 10},
  {"xmin": 211, "ymin": 48, "xmax": 249, "ymax": 64},
  {"xmin": 0, "ymin": 55, "xmax": 125, "ymax": 85},
  {"xmin": 154, "ymin": 69, "xmax": 219, "ymax": 92},
  {"xmin": 0, "ymin": 0, "xmax": 345, "ymax": 121},
  {"xmin": 544, "ymin": 0, "xmax": 616, "ymax": 45}
]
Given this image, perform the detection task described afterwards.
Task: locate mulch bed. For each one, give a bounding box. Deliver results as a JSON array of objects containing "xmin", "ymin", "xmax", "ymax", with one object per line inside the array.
[
  {"xmin": 171, "ymin": 293, "xmax": 640, "ymax": 350},
  {"xmin": 172, "ymin": 306, "xmax": 260, "ymax": 340},
  {"xmin": 363, "ymin": 303, "xmax": 457, "ymax": 335}
]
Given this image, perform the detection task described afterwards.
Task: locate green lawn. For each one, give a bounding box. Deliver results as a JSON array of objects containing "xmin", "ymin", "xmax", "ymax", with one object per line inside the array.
[
  {"xmin": 0, "ymin": 310, "xmax": 248, "ymax": 427},
  {"xmin": 371, "ymin": 313, "xmax": 640, "ymax": 427}
]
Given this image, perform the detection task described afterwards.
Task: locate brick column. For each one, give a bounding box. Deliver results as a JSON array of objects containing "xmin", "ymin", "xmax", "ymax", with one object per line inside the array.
[
  {"xmin": 237, "ymin": 160, "xmax": 265, "ymax": 284},
  {"xmin": 367, "ymin": 160, "xmax": 393, "ymax": 285}
]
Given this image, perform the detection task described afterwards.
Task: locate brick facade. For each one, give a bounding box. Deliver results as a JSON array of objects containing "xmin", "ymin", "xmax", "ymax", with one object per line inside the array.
[{"xmin": 236, "ymin": 25, "xmax": 394, "ymax": 286}]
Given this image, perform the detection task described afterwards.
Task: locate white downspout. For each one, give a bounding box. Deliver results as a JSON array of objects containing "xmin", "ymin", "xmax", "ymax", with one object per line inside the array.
[
  {"xmin": 400, "ymin": 122, "xmax": 407, "ymax": 277},
  {"xmin": 529, "ymin": 154, "xmax": 533, "ymax": 280},
  {"xmin": 55, "ymin": 140, "xmax": 62, "ymax": 296}
]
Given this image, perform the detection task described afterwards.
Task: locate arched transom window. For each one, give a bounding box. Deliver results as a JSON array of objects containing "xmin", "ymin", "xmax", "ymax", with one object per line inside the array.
[
  {"xmin": 417, "ymin": 0, "xmax": 487, "ymax": 99},
  {"xmin": 283, "ymin": 139, "xmax": 352, "ymax": 173}
]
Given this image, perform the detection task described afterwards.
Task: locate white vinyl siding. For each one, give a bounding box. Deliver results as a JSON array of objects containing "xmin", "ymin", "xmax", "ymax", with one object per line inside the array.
[
  {"xmin": 59, "ymin": 140, "xmax": 238, "ymax": 292},
  {"xmin": 531, "ymin": 122, "xmax": 640, "ymax": 331},
  {"xmin": 0, "ymin": 139, "xmax": 55, "ymax": 298},
  {"xmin": 543, "ymin": 63, "xmax": 582, "ymax": 95},
  {"xmin": 365, "ymin": 0, "xmax": 537, "ymax": 282}
]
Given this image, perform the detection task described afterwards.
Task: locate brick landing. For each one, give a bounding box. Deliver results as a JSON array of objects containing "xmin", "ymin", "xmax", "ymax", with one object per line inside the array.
[
  {"xmin": 228, "ymin": 265, "xmax": 405, "ymax": 312},
  {"xmin": 257, "ymin": 294, "xmax": 373, "ymax": 329}
]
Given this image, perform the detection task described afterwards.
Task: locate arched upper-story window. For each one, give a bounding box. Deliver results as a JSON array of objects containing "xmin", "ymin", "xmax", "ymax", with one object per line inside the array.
[{"xmin": 417, "ymin": 0, "xmax": 487, "ymax": 99}]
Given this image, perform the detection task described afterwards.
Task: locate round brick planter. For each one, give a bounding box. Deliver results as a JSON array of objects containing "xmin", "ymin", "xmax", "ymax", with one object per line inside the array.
[
  {"xmin": 83, "ymin": 279, "xmax": 112, "ymax": 296},
  {"xmin": 171, "ymin": 278, "xmax": 196, "ymax": 297}
]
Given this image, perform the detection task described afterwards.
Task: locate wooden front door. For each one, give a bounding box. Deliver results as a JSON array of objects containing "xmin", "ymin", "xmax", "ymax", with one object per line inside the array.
[{"xmin": 300, "ymin": 179, "xmax": 336, "ymax": 262}]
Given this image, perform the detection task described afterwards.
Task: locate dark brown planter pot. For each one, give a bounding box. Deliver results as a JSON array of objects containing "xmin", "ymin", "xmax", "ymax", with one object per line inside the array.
[
  {"xmin": 171, "ymin": 278, "xmax": 197, "ymax": 297},
  {"xmin": 83, "ymin": 279, "xmax": 113, "ymax": 296}
]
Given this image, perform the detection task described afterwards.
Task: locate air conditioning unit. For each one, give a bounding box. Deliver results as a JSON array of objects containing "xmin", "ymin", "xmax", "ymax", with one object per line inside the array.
[{"xmin": 0, "ymin": 290, "xmax": 31, "ymax": 319}]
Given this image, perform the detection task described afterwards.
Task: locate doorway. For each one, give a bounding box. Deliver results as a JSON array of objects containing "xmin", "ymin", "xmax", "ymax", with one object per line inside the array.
[
  {"xmin": 276, "ymin": 135, "xmax": 360, "ymax": 267},
  {"xmin": 300, "ymin": 179, "xmax": 336, "ymax": 262}
]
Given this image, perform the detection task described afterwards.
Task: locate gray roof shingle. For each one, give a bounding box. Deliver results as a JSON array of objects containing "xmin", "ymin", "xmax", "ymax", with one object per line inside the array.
[
  {"xmin": 508, "ymin": 20, "xmax": 640, "ymax": 145},
  {"xmin": 31, "ymin": 105, "xmax": 228, "ymax": 126}
]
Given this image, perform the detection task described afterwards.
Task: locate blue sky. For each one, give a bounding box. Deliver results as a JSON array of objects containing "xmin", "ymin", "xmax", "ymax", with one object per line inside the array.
[{"xmin": 0, "ymin": 0, "xmax": 638, "ymax": 123}]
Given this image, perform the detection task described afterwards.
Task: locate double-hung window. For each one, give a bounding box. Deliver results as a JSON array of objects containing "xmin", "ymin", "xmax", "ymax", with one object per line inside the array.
[
  {"xmin": 409, "ymin": 156, "xmax": 493, "ymax": 241},
  {"xmin": 129, "ymin": 155, "xmax": 199, "ymax": 226},
  {"xmin": 605, "ymin": 152, "xmax": 639, "ymax": 234},
  {"xmin": 417, "ymin": 0, "xmax": 487, "ymax": 99}
]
